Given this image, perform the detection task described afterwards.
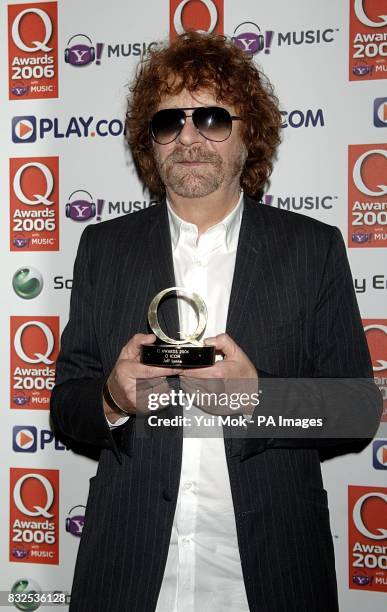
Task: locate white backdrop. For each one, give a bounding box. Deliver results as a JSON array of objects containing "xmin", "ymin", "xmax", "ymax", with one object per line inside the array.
[{"xmin": 1, "ymin": 0, "xmax": 386, "ymax": 609}]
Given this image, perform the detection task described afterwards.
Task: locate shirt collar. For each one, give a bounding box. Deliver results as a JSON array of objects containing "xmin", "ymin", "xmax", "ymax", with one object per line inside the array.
[{"xmin": 167, "ymin": 191, "xmax": 244, "ymax": 252}]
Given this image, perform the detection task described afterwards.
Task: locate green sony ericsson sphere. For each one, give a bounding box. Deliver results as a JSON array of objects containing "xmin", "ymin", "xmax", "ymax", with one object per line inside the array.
[
  {"xmin": 11, "ymin": 578, "xmax": 41, "ymax": 611},
  {"xmin": 12, "ymin": 267, "xmax": 43, "ymax": 299}
]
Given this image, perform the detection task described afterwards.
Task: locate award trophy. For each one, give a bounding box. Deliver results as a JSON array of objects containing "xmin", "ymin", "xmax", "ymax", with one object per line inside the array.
[{"xmin": 140, "ymin": 286, "xmax": 215, "ymax": 368}]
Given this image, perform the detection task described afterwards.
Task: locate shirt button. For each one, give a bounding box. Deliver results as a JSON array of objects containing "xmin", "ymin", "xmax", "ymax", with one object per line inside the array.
[
  {"xmin": 182, "ymin": 537, "xmax": 191, "ymax": 545},
  {"xmin": 183, "ymin": 481, "xmax": 193, "ymax": 490}
]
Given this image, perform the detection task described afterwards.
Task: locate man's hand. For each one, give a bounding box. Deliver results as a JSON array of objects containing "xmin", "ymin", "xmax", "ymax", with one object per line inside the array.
[
  {"xmin": 179, "ymin": 333, "xmax": 258, "ymax": 416},
  {"xmin": 104, "ymin": 333, "xmax": 180, "ymax": 422},
  {"xmin": 181, "ymin": 333, "xmax": 257, "ymax": 379}
]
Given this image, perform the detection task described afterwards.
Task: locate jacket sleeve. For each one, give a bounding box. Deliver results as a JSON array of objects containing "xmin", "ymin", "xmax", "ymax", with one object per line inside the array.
[
  {"xmin": 242, "ymin": 227, "xmax": 383, "ymax": 460},
  {"xmin": 50, "ymin": 225, "xmax": 124, "ymax": 462}
]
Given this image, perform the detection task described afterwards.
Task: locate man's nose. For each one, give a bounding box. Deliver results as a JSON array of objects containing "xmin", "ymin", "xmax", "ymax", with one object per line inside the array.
[{"xmin": 177, "ymin": 116, "xmax": 205, "ymax": 146}]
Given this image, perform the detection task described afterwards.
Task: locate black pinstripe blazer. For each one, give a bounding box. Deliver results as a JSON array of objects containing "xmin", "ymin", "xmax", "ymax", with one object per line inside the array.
[{"xmin": 50, "ymin": 196, "xmax": 382, "ymax": 612}]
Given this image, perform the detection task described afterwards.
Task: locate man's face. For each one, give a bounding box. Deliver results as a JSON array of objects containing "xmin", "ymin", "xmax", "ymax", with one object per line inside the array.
[{"xmin": 152, "ymin": 89, "xmax": 247, "ymax": 199}]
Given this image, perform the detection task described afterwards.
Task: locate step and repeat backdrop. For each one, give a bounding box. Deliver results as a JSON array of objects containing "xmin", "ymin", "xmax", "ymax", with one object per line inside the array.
[{"xmin": 0, "ymin": 0, "xmax": 386, "ymax": 609}]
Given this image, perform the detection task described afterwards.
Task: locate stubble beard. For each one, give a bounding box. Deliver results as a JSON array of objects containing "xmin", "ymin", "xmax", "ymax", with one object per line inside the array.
[{"xmin": 154, "ymin": 145, "xmax": 247, "ymax": 198}]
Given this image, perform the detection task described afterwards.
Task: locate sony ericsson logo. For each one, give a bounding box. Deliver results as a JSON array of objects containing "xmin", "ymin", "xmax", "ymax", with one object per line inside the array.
[
  {"xmin": 12, "ymin": 267, "xmax": 44, "ymax": 299},
  {"xmin": 12, "ymin": 115, "xmax": 124, "ymax": 143},
  {"xmin": 11, "ymin": 579, "xmax": 42, "ymax": 600}
]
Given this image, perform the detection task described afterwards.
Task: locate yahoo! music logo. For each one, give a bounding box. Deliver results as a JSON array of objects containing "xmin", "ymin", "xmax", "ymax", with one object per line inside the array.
[
  {"xmin": 65, "ymin": 190, "xmax": 105, "ymax": 222},
  {"xmin": 64, "ymin": 33, "xmax": 103, "ymax": 66},
  {"xmin": 232, "ymin": 22, "xmax": 274, "ymax": 55}
]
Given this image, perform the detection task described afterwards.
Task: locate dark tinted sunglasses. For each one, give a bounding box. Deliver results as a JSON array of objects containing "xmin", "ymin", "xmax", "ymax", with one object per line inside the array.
[{"xmin": 150, "ymin": 106, "xmax": 241, "ymax": 144}]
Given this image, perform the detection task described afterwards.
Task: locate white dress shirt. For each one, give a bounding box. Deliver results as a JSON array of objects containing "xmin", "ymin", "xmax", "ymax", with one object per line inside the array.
[{"xmin": 109, "ymin": 194, "xmax": 250, "ymax": 611}]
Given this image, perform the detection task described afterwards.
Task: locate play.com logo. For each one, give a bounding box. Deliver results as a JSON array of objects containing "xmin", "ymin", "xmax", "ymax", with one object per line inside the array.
[{"xmin": 12, "ymin": 114, "xmax": 124, "ymax": 143}]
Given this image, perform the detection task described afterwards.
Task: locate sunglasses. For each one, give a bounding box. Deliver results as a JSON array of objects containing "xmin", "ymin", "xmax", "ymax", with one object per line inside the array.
[{"xmin": 150, "ymin": 106, "xmax": 241, "ymax": 145}]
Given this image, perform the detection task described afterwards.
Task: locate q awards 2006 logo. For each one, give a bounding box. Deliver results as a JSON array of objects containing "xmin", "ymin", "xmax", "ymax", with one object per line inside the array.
[
  {"xmin": 10, "ymin": 157, "xmax": 59, "ymax": 251},
  {"xmin": 348, "ymin": 486, "xmax": 387, "ymax": 592},
  {"xmin": 348, "ymin": 144, "xmax": 387, "ymax": 248},
  {"xmin": 10, "ymin": 468, "xmax": 59, "ymax": 564},
  {"xmin": 10, "ymin": 316, "xmax": 59, "ymax": 410},
  {"xmin": 350, "ymin": 0, "xmax": 387, "ymax": 80},
  {"xmin": 363, "ymin": 319, "xmax": 387, "ymax": 422},
  {"xmin": 8, "ymin": 2, "xmax": 58, "ymax": 100},
  {"xmin": 170, "ymin": 0, "xmax": 223, "ymax": 40}
]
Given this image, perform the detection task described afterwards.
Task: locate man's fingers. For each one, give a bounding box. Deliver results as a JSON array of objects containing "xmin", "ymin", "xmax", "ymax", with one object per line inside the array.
[
  {"xmin": 116, "ymin": 357, "xmax": 180, "ymax": 380},
  {"xmin": 128, "ymin": 361, "xmax": 181, "ymax": 379},
  {"xmin": 137, "ymin": 376, "xmax": 171, "ymax": 393},
  {"xmin": 204, "ymin": 333, "xmax": 237, "ymax": 359},
  {"xmin": 138, "ymin": 364, "xmax": 181, "ymax": 378},
  {"xmin": 136, "ymin": 377, "xmax": 172, "ymax": 413},
  {"xmin": 180, "ymin": 363, "xmax": 224, "ymax": 378},
  {"xmin": 123, "ymin": 333, "xmax": 157, "ymax": 360}
]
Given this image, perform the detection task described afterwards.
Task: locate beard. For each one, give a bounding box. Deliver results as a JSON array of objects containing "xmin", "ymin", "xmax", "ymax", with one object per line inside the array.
[{"xmin": 154, "ymin": 144, "xmax": 247, "ymax": 198}]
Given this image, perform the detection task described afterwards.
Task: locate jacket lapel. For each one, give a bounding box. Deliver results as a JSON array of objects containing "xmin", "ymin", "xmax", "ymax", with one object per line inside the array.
[
  {"xmin": 225, "ymin": 197, "xmax": 276, "ymax": 459},
  {"xmin": 148, "ymin": 201, "xmax": 180, "ymax": 342},
  {"xmin": 226, "ymin": 196, "xmax": 267, "ymax": 345}
]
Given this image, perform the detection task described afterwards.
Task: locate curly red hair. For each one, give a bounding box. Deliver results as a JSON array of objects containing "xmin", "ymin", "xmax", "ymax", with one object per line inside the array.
[{"xmin": 126, "ymin": 32, "xmax": 281, "ymax": 200}]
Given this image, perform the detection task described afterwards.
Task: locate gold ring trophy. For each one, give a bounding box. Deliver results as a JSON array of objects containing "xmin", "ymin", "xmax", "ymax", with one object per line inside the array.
[{"xmin": 140, "ymin": 287, "xmax": 215, "ymax": 367}]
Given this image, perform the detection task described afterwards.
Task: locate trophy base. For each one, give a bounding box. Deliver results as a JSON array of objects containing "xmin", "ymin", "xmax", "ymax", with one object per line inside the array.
[{"xmin": 140, "ymin": 344, "xmax": 215, "ymax": 368}]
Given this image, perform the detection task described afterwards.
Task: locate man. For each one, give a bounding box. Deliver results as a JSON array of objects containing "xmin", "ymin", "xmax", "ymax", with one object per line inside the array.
[{"xmin": 51, "ymin": 33, "xmax": 382, "ymax": 611}]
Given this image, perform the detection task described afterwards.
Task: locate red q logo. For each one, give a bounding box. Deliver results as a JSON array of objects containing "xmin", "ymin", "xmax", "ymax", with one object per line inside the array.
[
  {"xmin": 364, "ymin": 321, "xmax": 387, "ymax": 372},
  {"xmin": 170, "ymin": 0, "xmax": 223, "ymax": 40},
  {"xmin": 353, "ymin": 149, "xmax": 387, "ymax": 197},
  {"xmin": 8, "ymin": 3, "xmax": 58, "ymax": 100},
  {"xmin": 354, "ymin": 0, "xmax": 387, "ymax": 28},
  {"xmin": 11, "ymin": 8, "xmax": 53, "ymax": 52},
  {"xmin": 13, "ymin": 473, "xmax": 54, "ymax": 518},
  {"xmin": 353, "ymin": 491, "xmax": 387, "ymax": 540},
  {"xmin": 13, "ymin": 162, "xmax": 54, "ymax": 206},
  {"xmin": 364, "ymin": 322, "xmax": 387, "ymax": 372},
  {"xmin": 14, "ymin": 321, "xmax": 55, "ymax": 365},
  {"xmin": 348, "ymin": 486, "xmax": 387, "ymax": 592},
  {"xmin": 10, "ymin": 157, "xmax": 59, "ymax": 252}
]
